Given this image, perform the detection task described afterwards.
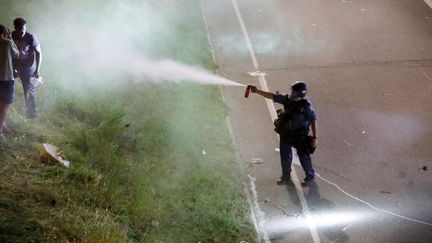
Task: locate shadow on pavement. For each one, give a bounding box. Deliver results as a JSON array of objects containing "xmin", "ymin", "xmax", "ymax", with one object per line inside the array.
[
  {"xmin": 268, "ymin": 181, "xmax": 351, "ymax": 242},
  {"xmin": 304, "ymin": 181, "xmax": 350, "ymax": 243}
]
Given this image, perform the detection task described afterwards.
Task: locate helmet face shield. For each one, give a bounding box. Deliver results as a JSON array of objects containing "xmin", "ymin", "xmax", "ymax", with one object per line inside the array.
[
  {"xmin": 298, "ymin": 89, "xmax": 307, "ymax": 97},
  {"xmin": 291, "ymin": 81, "xmax": 307, "ymax": 97}
]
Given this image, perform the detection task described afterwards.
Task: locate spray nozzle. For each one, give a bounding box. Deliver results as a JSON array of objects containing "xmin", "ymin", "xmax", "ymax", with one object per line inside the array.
[
  {"xmin": 244, "ymin": 85, "xmax": 257, "ymax": 98},
  {"xmin": 244, "ymin": 86, "xmax": 250, "ymax": 98}
]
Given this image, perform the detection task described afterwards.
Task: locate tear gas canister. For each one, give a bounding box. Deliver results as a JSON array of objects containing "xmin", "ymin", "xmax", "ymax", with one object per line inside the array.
[{"xmin": 244, "ymin": 86, "xmax": 251, "ymax": 98}]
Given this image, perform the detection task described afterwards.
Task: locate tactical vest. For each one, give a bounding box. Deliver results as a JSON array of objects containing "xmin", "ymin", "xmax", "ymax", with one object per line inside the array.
[{"xmin": 274, "ymin": 98, "xmax": 311, "ymax": 137}]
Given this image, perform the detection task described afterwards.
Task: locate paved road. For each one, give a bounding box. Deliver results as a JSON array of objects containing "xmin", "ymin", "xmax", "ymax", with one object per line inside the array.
[{"xmin": 202, "ymin": 0, "xmax": 432, "ymax": 242}]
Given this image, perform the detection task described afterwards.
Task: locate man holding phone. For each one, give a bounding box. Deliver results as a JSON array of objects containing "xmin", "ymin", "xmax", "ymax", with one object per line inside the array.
[{"xmin": 0, "ymin": 24, "xmax": 19, "ymax": 136}]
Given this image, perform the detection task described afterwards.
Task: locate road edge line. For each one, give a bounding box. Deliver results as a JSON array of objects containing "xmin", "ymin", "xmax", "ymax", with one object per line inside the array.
[
  {"xmin": 231, "ymin": 0, "xmax": 321, "ymax": 242},
  {"xmin": 200, "ymin": 1, "xmax": 263, "ymax": 242}
]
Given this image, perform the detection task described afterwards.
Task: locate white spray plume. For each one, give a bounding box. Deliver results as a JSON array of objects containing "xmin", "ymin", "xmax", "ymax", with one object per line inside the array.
[
  {"xmin": 87, "ymin": 52, "xmax": 244, "ymax": 86},
  {"xmin": 33, "ymin": 0, "xmax": 244, "ymax": 88},
  {"xmin": 120, "ymin": 58, "xmax": 244, "ymax": 86}
]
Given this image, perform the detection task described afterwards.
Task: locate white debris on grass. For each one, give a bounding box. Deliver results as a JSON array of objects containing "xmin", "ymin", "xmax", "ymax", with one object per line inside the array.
[
  {"xmin": 201, "ymin": 149, "xmax": 207, "ymax": 155},
  {"xmin": 151, "ymin": 220, "xmax": 159, "ymax": 227},
  {"xmin": 40, "ymin": 143, "xmax": 70, "ymax": 168}
]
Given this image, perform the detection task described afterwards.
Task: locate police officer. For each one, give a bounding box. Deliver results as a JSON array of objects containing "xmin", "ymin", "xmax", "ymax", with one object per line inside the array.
[{"xmin": 248, "ymin": 81, "xmax": 318, "ymax": 185}]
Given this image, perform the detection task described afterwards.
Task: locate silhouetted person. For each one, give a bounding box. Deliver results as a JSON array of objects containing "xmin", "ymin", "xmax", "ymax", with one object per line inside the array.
[
  {"xmin": 0, "ymin": 24, "xmax": 19, "ymax": 136},
  {"xmin": 12, "ymin": 17, "xmax": 42, "ymax": 118},
  {"xmin": 305, "ymin": 182, "xmax": 349, "ymax": 242}
]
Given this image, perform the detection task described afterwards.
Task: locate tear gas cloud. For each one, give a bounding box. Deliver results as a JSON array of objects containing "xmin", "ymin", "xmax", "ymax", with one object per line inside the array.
[
  {"xmin": 29, "ymin": 0, "xmax": 242, "ymax": 88},
  {"xmin": 214, "ymin": 0, "xmax": 326, "ymax": 58},
  {"xmin": 217, "ymin": 31, "xmax": 325, "ymax": 56},
  {"xmin": 122, "ymin": 58, "xmax": 243, "ymax": 86}
]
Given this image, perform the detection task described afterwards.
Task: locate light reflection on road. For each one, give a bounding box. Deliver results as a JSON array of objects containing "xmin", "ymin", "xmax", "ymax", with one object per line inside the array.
[
  {"xmin": 265, "ymin": 211, "xmax": 364, "ymax": 232},
  {"xmin": 265, "ymin": 210, "xmax": 366, "ymax": 242}
]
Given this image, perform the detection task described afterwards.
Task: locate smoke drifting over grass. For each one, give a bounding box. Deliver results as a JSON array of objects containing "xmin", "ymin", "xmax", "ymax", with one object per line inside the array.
[
  {"xmin": 0, "ymin": 1, "xmax": 257, "ymax": 241},
  {"xmin": 29, "ymin": 0, "xmax": 242, "ymax": 87}
]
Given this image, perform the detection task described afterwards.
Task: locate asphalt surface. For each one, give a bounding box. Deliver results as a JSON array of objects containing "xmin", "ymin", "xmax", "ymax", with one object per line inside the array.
[{"xmin": 202, "ymin": 0, "xmax": 432, "ymax": 242}]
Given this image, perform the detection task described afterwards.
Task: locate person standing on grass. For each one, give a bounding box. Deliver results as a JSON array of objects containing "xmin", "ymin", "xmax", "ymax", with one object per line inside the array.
[
  {"xmin": 12, "ymin": 17, "xmax": 42, "ymax": 118},
  {"xmin": 247, "ymin": 81, "xmax": 318, "ymax": 186},
  {"xmin": 0, "ymin": 24, "xmax": 19, "ymax": 136}
]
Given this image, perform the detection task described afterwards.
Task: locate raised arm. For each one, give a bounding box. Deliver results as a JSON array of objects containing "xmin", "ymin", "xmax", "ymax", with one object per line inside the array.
[
  {"xmin": 10, "ymin": 39, "xmax": 19, "ymax": 58},
  {"xmin": 249, "ymin": 86, "xmax": 274, "ymax": 99},
  {"xmin": 2, "ymin": 33, "xmax": 19, "ymax": 58},
  {"xmin": 255, "ymin": 89, "xmax": 274, "ymax": 99}
]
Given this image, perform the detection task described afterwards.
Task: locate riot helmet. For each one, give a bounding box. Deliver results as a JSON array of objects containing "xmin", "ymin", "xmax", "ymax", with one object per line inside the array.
[{"xmin": 291, "ymin": 81, "xmax": 307, "ymax": 98}]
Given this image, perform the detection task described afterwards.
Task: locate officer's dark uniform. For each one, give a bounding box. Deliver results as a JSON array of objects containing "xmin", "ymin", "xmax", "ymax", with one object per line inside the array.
[{"xmin": 273, "ymin": 94, "xmax": 317, "ymax": 181}]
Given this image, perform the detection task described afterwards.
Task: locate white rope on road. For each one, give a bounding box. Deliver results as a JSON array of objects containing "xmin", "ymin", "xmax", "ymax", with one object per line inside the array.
[
  {"xmin": 316, "ymin": 173, "xmax": 432, "ymax": 227},
  {"xmin": 230, "ymin": 0, "xmax": 432, "ymax": 232}
]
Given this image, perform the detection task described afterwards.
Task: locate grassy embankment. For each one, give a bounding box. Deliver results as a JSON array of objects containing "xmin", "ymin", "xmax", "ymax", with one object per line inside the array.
[{"xmin": 0, "ymin": 1, "xmax": 256, "ymax": 242}]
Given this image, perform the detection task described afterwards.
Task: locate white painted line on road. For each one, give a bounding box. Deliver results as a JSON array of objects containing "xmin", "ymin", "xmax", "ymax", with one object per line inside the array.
[
  {"xmin": 200, "ymin": 3, "xmax": 263, "ymax": 242},
  {"xmin": 200, "ymin": 0, "xmax": 218, "ymax": 68},
  {"xmin": 224, "ymin": 111, "xmax": 262, "ymax": 242},
  {"xmin": 425, "ymin": 0, "xmax": 432, "ymax": 9},
  {"xmin": 231, "ymin": 0, "xmax": 259, "ymax": 69},
  {"xmin": 248, "ymin": 175, "xmax": 271, "ymax": 242},
  {"xmin": 231, "ymin": 0, "xmax": 321, "ymax": 242}
]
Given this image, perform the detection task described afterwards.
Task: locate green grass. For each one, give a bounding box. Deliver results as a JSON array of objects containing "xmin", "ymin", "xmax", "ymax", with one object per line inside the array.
[{"xmin": 0, "ymin": 0, "xmax": 256, "ymax": 242}]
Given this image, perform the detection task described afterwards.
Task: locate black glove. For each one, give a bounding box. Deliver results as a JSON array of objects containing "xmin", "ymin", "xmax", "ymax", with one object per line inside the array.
[
  {"xmin": 306, "ymin": 135, "xmax": 316, "ymax": 154},
  {"xmin": 248, "ymin": 85, "xmax": 257, "ymax": 93}
]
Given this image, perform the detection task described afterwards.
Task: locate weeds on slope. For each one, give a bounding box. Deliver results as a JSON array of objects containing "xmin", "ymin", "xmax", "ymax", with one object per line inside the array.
[{"xmin": 0, "ymin": 0, "xmax": 255, "ymax": 242}]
